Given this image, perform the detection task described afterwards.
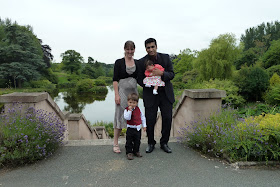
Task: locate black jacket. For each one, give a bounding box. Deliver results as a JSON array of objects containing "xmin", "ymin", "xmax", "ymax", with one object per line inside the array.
[
  {"xmin": 137, "ymin": 53, "xmax": 175, "ymax": 107},
  {"xmin": 113, "ymin": 58, "xmax": 138, "ymax": 82}
]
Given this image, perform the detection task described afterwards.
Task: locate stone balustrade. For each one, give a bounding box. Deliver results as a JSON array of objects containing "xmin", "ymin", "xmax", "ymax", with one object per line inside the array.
[
  {"xmin": 0, "ymin": 92, "xmax": 109, "ymax": 140},
  {"xmin": 0, "ymin": 89, "xmax": 225, "ymax": 140},
  {"xmin": 154, "ymin": 89, "xmax": 226, "ymax": 137}
]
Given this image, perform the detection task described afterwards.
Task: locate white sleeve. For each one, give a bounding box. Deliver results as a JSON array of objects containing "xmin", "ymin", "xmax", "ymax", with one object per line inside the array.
[
  {"xmin": 140, "ymin": 108, "xmax": 146, "ymax": 128},
  {"xmin": 124, "ymin": 109, "xmax": 132, "ymax": 120}
]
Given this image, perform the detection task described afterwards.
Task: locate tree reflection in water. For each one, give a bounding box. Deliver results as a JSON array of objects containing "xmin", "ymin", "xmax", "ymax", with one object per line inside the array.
[{"xmin": 61, "ymin": 88, "xmax": 108, "ymax": 113}]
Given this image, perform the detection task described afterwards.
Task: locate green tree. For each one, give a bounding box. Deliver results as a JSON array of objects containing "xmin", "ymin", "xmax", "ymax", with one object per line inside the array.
[
  {"xmin": 234, "ymin": 47, "xmax": 262, "ymax": 70},
  {"xmin": 82, "ymin": 63, "xmax": 96, "ymax": 79},
  {"xmin": 266, "ymin": 65, "xmax": 280, "ymax": 77},
  {"xmin": 241, "ymin": 21, "xmax": 280, "ymax": 51},
  {"xmin": 173, "ymin": 48, "xmax": 196, "ymax": 74},
  {"xmin": 269, "ymin": 73, "xmax": 280, "ymax": 86},
  {"xmin": 0, "ymin": 19, "xmax": 46, "ymax": 88},
  {"xmin": 262, "ymin": 40, "xmax": 280, "ymax": 68},
  {"xmin": 194, "ymin": 33, "xmax": 241, "ymax": 80},
  {"xmin": 61, "ymin": 50, "xmax": 83, "ymax": 74},
  {"xmin": 264, "ymin": 85, "xmax": 280, "ymax": 105},
  {"xmin": 234, "ymin": 66, "xmax": 269, "ymax": 101}
]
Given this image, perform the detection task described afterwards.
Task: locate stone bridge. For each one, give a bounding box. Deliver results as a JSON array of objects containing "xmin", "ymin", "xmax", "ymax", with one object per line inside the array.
[{"xmin": 0, "ymin": 89, "xmax": 226, "ymax": 140}]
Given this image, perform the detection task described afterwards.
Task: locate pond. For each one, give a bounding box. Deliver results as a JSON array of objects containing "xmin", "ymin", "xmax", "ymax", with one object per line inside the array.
[{"xmin": 54, "ymin": 86, "xmax": 145, "ymax": 124}]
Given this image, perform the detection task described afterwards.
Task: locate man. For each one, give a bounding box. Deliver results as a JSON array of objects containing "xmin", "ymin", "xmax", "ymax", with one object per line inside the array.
[{"xmin": 137, "ymin": 38, "xmax": 175, "ymax": 153}]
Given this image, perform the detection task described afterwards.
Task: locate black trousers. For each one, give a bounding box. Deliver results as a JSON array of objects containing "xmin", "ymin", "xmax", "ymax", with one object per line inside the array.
[
  {"xmin": 125, "ymin": 128, "xmax": 142, "ymax": 154},
  {"xmin": 145, "ymin": 90, "xmax": 173, "ymax": 146}
]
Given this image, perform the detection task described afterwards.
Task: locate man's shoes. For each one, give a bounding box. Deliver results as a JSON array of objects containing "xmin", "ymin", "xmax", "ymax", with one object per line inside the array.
[
  {"xmin": 146, "ymin": 144, "xmax": 155, "ymax": 153},
  {"xmin": 134, "ymin": 152, "xmax": 143, "ymax": 157},
  {"xmin": 160, "ymin": 144, "xmax": 172, "ymax": 153},
  {"xmin": 127, "ymin": 153, "xmax": 134, "ymax": 160}
]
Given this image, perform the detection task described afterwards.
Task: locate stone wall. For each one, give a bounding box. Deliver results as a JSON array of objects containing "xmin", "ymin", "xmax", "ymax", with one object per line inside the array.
[
  {"xmin": 0, "ymin": 89, "xmax": 225, "ymax": 140},
  {"xmin": 0, "ymin": 92, "xmax": 108, "ymax": 140},
  {"xmin": 154, "ymin": 89, "xmax": 226, "ymax": 138}
]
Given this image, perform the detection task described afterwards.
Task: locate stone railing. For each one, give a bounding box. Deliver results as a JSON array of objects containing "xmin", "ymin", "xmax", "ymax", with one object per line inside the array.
[
  {"xmin": 0, "ymin": 92, "xmax": 109, "ymax": 140},
  {"xmin": 154, "ymin": 89, "xmax": 226, "ymax": 137},
  {"xmin": 1, "ymin": 89, "xmax": 225, "ymax": 140}
]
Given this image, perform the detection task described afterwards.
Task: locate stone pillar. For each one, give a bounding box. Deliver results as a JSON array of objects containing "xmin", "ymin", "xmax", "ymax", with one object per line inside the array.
[
  {"xmin": 68, "ymin": 113, "xmax": 98, "ymax": 140},
  {"xmin": 153, "ymin": 89, "xmax": 226, "ymax": 137},
  {"xmin": 172, "ymin": 89, "xmax": 226, "ymax": 137}
]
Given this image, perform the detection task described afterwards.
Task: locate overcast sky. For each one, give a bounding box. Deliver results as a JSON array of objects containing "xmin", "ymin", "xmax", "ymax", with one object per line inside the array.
[{"xmin": 1, "ymin": 0, "xmax": 279, "ymax": 64}]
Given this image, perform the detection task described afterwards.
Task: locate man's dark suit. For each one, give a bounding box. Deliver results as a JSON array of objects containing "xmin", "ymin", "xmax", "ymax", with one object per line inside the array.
[{"xmin": 137, "ymin": 52, "xmax": 175, "ymax": 146}]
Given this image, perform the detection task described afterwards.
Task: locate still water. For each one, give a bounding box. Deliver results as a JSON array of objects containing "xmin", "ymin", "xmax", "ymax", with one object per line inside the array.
[{"xmin": 54, "ymin": 86, "xmax": 144, "ymax": 124}]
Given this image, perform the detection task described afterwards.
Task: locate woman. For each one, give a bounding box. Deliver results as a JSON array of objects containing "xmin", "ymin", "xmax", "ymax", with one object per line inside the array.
[{"xmin": 112, "ymin": 40, "xmax": 138, "ymax": 153}]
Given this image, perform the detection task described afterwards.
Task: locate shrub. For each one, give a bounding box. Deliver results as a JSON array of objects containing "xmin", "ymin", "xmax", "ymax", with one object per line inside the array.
[
  {"xmin": 94, "ymin": 79, "xmax": 106, "ymax": 86},
  {"xmin": 137, "ymin": 86, "xmax": 143, "ymax": 98},
  {"xmin": 264, "ymin": 85, "xmax": 280, "ymax": 105},
  {"xmin": 76, "ymin": 79, "xmax": 95, "ymax": 93},
  {"xmin": 29, "ymin": 80, "xmax": 56, "ymax": 93},
  {"xmin": 179, "ymin": 107, "xmax": 239, "ymax": 157},
  {"xmin": 235, "ymin": 114, "xmax": 280, "ymax": 161},
  {"xmin": 179, "ymin": 107, "xmax": 280, "ymax": 162},
  {"xmin": 244, "ymin": 113, "xmax": 280, "ymax": 130},
  {"xmin": 43, "ymin": 68, "xmax": 58, "ymax": 84},
  {"xmin": 237, "ymin": 103, "xmax": 280, "ymax": 118},
  {"xmin": 104, "ymin": 122, "xmax": 114, "ymax": 138},
  {"xmin": 30, "ymin": 80, "xmax": 52, "ymax": 88},
  {"xmin": 266, "ymin": 65, "xmax": 280, "ymax": 78},
  {"xmin": 263, "ymin": 39, "xmax": 280, "ymax": 68},
  {"xmin": 269, "ymin": 73, "xmax": 280, "ymax": 86},
  {"xmin": 0, "ymin": 79, "xmax": 7, "ymax": 88},
  {"xmin": 90, "ymin": 86, "xmax": 108, "ymax": 94},
  {"xmin": 67, "ymin": 73, "xmax": 80, "ymax": 83},
  {"xmin": 192, "ymin": 79, "xmax": 245, "ymax": 107},
  {"xmin": 57, "ymin": 82, "xmax": 76, "ymax": 89},
  {"xmin": 0, "ymin": 104, "xmax": 66, "ymax": 166},
  {"xmin": 97, "ymin": 76, "xmax": 111, "ymax": 85},
  {"xmin": 234, "ymin": 66, "xmax": 269, "ymax": 101}
]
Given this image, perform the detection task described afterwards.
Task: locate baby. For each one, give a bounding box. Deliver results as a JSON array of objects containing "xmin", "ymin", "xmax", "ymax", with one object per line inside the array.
[{"xmin": 143, "ymin": 60, "xmax": 165, "ymax": 95}]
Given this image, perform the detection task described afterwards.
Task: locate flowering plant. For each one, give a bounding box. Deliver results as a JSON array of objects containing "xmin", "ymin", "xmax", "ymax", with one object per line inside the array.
[
  {"xmin": 179, "ymin": 107, "xmax": 280, "ymax": 162},
  {"xmin": 0, "ymin": 104, "xmax": 66, "ymax": 166}
]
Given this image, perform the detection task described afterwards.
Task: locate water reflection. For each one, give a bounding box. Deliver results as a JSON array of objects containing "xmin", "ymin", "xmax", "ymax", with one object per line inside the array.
[
  {"xmin": 55, "ymin": 88, "xmax": 108, "ymax": 113},
  {"xmin": 54, "ymin": 86, "xmax": 144, "ymax": 124}
]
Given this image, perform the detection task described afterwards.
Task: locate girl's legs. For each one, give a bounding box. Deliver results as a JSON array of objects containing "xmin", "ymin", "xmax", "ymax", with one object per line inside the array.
[
  {"xmin": 153, "ymin": 85, "xmax": 158, "ymax": 95},
  {"xmin": 113, "ymin": 128, "xmax": 122, "ymax": 153}
]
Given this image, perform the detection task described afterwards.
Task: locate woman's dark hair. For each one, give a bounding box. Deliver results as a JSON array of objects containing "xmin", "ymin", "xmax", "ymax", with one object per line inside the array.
[
  {"xmin": 124, "ymin": 40, "xmax": 135, "ymax": 49},
  {"xmin": 145, "ymin": 38, "xmax": 157, "ymax": 47},
  {"xmin": 145, "ymin": 59, "xmax": 154, "ymax": 68}
]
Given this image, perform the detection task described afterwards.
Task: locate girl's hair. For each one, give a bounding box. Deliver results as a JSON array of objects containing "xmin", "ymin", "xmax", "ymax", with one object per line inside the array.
[
  {"xmin": 124, "ymin": 40, "xmax": 135, "ymax": 49},
  {"xmin": 127, "ymin": 93, "xmax": 139, "ymax": 102},
  {"xmin": 145, "ymin": 59, "xmax": 154, "ymax": 68}
]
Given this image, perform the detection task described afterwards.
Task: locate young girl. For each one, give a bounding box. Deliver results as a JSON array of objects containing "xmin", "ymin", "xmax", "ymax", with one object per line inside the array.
[{"xmin": 143, "ymin": 60, "xmax": 165, "ymax": 95}]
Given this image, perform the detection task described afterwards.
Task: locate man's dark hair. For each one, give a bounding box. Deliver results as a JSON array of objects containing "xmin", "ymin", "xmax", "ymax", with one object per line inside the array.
[
  {"xmin": 145, "ymin": 38, "xmax": 157, "ymax": 47},
  {"xmin": 127, "ymin": 93, "xmax": 139, "ymax": 102},
  {"xmin": 144, "ymin": 59, "xmax": 154, "ymax": 68}
]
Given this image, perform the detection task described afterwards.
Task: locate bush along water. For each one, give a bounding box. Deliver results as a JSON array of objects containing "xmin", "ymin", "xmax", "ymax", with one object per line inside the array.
[
  {"xmin": 179, "ymin": 106, "xmax": 280, "ymax": 163},
  {"xmin": 0, "ymin": 104, "xmax": 66, "ymax": 166}
]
